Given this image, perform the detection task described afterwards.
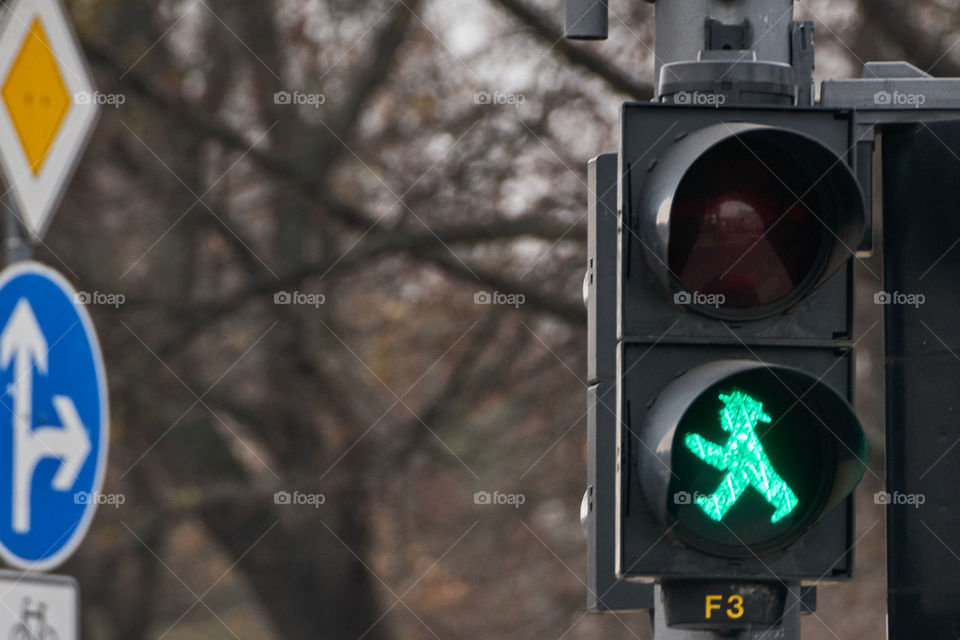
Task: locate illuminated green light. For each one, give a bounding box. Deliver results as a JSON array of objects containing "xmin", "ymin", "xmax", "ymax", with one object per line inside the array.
[{"xmin": 683, "ymin": 391, "xmax": 799, "ymax": 524}]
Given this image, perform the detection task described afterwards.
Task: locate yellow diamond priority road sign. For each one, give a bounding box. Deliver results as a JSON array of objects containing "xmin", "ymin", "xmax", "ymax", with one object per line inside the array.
[{"xmin": 0, "ymin": 0, "xmax": 99, "ymax": 240}]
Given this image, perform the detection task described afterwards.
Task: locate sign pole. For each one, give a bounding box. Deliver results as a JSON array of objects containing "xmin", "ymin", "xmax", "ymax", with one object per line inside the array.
[
  {"xmin": 4, "ymin": 196, "xmax": 32, "ymax": 264},
  {"xmin": 0, "ymin": 3, "xmax": 105, "ymax": 636}
]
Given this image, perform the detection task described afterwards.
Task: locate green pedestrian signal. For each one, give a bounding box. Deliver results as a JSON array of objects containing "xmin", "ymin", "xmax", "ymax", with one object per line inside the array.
[
  {"xmin": 683, "ymin": 391, "xmax": 799, "ymax": 524},
  {"xmin": 636, "ymin": 361, "xmax": 868, "ymax": 560}
]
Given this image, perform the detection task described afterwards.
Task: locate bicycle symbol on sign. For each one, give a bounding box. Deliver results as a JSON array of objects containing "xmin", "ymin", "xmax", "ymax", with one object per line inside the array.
[{"xmin": 8, "ymin": 599, "xmax": 58, "ymax": 640}]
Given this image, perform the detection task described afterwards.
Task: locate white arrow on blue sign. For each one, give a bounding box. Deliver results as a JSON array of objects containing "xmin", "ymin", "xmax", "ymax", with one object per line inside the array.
[{"xmin": 0, "ymin": 262, "xmax": 108, "ymax": 571}]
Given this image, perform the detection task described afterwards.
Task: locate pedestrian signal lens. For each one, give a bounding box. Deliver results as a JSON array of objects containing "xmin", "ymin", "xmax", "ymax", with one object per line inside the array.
[
  {"xmin": 647, "ymin": 362, "xmax": 866, "ymax": 558},
  {"xmin": 683, "ymin": 391, "xmax": 799, "ymax": 524}
]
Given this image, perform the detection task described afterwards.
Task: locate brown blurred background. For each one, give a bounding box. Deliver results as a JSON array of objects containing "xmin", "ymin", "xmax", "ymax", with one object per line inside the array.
[{"xmin": 28, "ymin": 0, "xmax": 955, "ymax": 637}]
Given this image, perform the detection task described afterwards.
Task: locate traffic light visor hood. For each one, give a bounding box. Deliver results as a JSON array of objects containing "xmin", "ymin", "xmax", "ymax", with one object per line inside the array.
[
  {"xmin": 638, "ymin": 360, "xmax": 867, "ymax": 557},
  {"xmin": 638, "ymin": 123, "xmax": 866, "ymax": 320}
]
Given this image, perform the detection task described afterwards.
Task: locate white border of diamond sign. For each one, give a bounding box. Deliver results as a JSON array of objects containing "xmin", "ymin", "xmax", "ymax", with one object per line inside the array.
[{"xmin": 0, "ymin": 0, "xmax": 100, "ymax": 240}]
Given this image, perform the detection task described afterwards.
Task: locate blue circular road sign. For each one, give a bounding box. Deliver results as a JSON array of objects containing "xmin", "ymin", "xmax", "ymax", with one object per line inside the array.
[{"xmin": 0, "ymin": 262, "xmax": 108, "ymax": 571}]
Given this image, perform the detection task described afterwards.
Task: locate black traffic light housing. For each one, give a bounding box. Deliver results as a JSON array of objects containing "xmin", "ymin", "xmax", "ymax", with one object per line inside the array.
[
  {"xmin": 615, "ymin": 103, "xmax": 869, "ymax": 582},
  {"xmin": 881, "ymin": 120, "xmax": 960, "ymax": 639}
]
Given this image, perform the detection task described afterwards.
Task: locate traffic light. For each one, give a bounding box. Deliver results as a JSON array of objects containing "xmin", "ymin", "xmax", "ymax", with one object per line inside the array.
[
  {"xmin": 572, "ymin": 0, "xmax": 960, "ymax": 632},
  {"xmin": 614, "ymin": 103, "xmax": 869, "ymax": 590}
]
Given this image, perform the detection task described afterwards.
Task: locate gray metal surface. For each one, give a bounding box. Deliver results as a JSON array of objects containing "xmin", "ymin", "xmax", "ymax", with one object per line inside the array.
[
  {"xmin": 822, "ymin": 61, "xmax": 960, "ymax": 111},
  {"xmin": 823, "ymin": 62, "xmax": 960, "ymax": 112},
  {"xmin": 821, "ymin": 60, "xmax": 960, "ymax": 254},
  {"xmin": 654, "ymin": 0, "xmax": 793, "ymax": 81},
  {"xmin": 585, "ymin": 155, "xmax": 654, "ymax": 612},
  {"xmin": 658, "ymin": 55, "xmax": 796, "ymax": 105}
]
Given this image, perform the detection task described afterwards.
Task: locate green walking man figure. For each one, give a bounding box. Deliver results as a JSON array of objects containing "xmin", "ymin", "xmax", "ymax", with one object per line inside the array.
[{"xmin": 683, "ymin": 390, "xmax": 798, "ymax": 523}]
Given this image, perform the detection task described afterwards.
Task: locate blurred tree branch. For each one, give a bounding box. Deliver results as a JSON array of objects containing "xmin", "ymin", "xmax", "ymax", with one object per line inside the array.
[
  {"xmin": 491, "ymin": 0, "xmax": 653, "ymax": 99},
  {"xmin": 855, "ymin": 0, "xmax": 960, "ymax": 77},
  {"xmin": 425, "ymin": 252, "xmax": 585, "ymax": 324},
  {"xmin": 83, "ymin": 41, "xmax": 587, "ymax": 338}
]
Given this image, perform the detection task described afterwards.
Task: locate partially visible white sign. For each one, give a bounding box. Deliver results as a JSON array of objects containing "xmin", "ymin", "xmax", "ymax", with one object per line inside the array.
[{"xmin": 0, "ymin": 571, "xmax": 77, "ymax": 640}]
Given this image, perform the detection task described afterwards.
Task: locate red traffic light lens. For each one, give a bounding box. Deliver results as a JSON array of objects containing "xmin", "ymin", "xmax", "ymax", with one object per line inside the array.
[{"xmin": 669, "ymin": 135, "xmax": 830, "ymax": 313}]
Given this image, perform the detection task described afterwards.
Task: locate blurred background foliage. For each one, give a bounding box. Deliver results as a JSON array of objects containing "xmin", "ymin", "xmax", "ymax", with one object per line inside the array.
[{"xmin": 25, "ymin": 0, "xmax": 958, "ymax": 637}]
